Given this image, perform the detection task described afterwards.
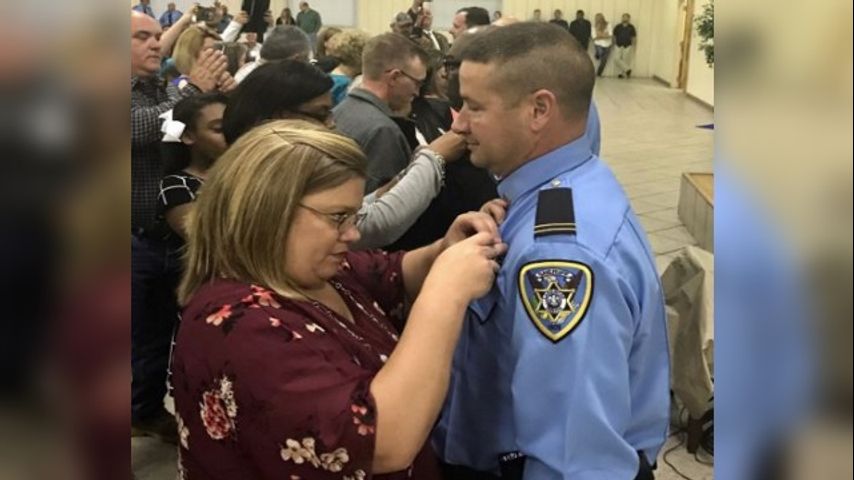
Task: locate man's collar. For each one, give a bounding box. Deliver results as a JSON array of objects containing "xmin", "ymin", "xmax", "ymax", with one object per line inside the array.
[
  {"xmin": 348, "ymin": 88, "xmax": 394, "ymax": 117},
  {"xmin": 131, "ymin": 74, "xmax": 162, "ymax": 88},
  {"xmin": 496, "ymin": 135, "xmax": 593, "ymax": 204}
]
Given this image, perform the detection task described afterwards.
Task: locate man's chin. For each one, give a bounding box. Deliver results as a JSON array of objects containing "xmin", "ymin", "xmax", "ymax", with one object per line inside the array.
[{"xmin": 469, "ymin": 150, "xmax": 487, "ymax": 168}]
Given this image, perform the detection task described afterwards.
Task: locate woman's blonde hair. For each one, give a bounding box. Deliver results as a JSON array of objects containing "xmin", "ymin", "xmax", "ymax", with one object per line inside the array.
[
  {"xmin": 177, "ymin": 120, "xmax": 367, "ymax": 305},
  {"xmin": 327, "ymin": 29, "xmax": 370, "ymax": 74},
  {"xmin": 173, "ymin": 26, "xmax": 222, "ymax": 75}
]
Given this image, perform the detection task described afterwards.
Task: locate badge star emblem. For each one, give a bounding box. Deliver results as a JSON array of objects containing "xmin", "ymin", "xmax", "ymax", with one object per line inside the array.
[
  {"xmin": 518, "ymin": 261, "xmax": 594, "ymax": 343},
  {"xmin": 534, "ymin": 281, "xmax": 576, "ymax": 324}
]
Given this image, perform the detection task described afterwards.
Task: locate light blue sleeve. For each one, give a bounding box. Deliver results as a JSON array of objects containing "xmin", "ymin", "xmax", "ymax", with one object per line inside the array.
[{"xmin": 509, "ymin": 242, "xmax": 640, "ymax": 480}]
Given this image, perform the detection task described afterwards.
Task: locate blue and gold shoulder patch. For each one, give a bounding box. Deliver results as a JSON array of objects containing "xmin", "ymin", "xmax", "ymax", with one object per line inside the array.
[{"xmin": 518, "ymin": 260, "xmax": 593, "ymax": 343}]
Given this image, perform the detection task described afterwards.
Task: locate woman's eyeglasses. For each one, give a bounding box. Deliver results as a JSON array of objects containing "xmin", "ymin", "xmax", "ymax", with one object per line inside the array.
[{"xmin": 299, "ymin": 204, "xmax": 366, "ymax": 232}]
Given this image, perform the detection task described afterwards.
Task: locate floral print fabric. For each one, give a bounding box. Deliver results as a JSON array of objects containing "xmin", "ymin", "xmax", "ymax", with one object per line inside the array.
[{"xmin": 171, "ymin": 250, "xmax": 437, "ymax": 479}]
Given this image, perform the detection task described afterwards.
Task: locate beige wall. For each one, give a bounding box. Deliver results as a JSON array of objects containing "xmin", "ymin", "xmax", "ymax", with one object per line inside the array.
[
  {"xmin": 649, "ymin": 0, "xmax": 680, "ymax": 86},
  {"xmin": 357, "ymin": 0, "xmax": 412, "ymax": 35},
  {"xmin": 685, "ymin": 0, "xmax": 713, "ymax": 106},
  {"xmin": 502, "ymin": 0, "xmax": 656, "ymax": 78}
]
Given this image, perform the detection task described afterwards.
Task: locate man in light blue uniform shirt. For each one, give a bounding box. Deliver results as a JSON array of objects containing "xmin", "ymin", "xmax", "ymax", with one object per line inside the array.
[{"xmin": 432, "ymin": 23, "xmax": 670, "ymax": 480}]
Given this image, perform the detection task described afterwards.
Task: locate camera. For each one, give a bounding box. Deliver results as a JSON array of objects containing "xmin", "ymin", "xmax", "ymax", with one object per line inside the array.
[{"xmin": 195, "ymin": 6, "xmax": 216, "ymax": 23}]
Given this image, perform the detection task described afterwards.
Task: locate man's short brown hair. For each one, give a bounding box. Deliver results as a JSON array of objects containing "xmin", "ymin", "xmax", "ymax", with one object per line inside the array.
[
  {"xmin": 361, "ymin": 33, "xmax": 429, "ymax": 81},
  {"xmin": 459, "ymin": 22, "xmax": 594, "ymax": 119}
]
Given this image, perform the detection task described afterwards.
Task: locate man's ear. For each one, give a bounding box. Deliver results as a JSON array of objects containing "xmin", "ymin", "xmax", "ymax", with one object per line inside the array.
[{"xmin": 529, "ymin": 89, "xmax": 557, "ymax": 133}]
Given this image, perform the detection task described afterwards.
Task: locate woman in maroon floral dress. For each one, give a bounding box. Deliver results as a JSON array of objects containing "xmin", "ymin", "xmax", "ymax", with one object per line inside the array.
[{"xmin": 171, "ymin": 120, "xmax": 506, "ymax": 479}]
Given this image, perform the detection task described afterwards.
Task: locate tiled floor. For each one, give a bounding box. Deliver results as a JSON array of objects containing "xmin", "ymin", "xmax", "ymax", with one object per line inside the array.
[
  {"xmin": 598, "ymin": 78, "xmax": 714, "ymax": 480},
  {"xmin": 132, "ymin": 78, "xmax": 715, "ymax": 479}
]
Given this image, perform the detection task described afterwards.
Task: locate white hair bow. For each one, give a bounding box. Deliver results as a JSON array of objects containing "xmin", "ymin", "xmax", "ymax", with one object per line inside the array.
[{"xmin": 160, "ymin": 109, "xmax": 186, "ymax": 143}]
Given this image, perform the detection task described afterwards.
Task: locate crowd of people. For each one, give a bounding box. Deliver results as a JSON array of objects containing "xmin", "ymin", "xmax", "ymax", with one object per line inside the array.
[{"xmin": 132, "ymin": 1, "xmax": 665, "ymax": 479}]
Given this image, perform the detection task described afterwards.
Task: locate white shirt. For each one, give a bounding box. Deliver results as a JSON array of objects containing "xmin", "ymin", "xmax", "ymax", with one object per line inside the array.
[
  {"xmin": 424, "ymin": 29, "xmax": 441, "ymax": 51},
  {"xmin": 593, "ymin": 25, "xmax": 612, "ymax": 48}
]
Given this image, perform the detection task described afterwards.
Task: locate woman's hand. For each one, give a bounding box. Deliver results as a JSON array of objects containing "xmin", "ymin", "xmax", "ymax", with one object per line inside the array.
[
  {"xmin": 479, "ymin": 198, "xmax": 508, "ymax": 226},
  {"xmin": 430, "ymin": 232, "xmax": 507, "ymax": 302},
  {"xmin": 440, "ymin": 212, "xmax": 500, "ymax": 252}
]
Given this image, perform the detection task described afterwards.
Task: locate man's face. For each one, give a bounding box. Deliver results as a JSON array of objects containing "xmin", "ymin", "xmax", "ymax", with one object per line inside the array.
[
  {"xmin": 450, "ymin": 12, "xmax": 467, "ymax": 39},
  {"xmin": 167, "ymin": 3, "xmax": 175, "ymax": 11},
  {"xmin": 300, "ymin": 3, "xmax": 308, "ymax": 12},
  {"xmin": 452, "ymin": 61, "xmax": 532, "ymax": 177},
  {"xmin": 577, "ymin": 12, "xmax": 584, "ymax": 20},
  {"xmin": 388, "ymin": 56, "xmax": 427, "ymax": 112},
  {"xmin": 420, "ymin": 10, "xmax": 433, "ymax": 30},
  {"xmin": 131, "ymin": 13, "xmax": 162, "ymax": 77},
  {"xmin": 533, "ymin": 10, "xmax": 541, "ymax": 20},
  {"xmin": 393, "ymin": 19, "xmax": 414, "ymax": 37},
  {"xmin": 622, "ymin": 14, "xmax": 630, "ymax": 24}
]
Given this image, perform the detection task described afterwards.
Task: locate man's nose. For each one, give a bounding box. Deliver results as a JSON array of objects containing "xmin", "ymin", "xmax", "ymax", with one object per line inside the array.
[{"xmin": 451, "ymin": 107, "xmax": 470, "ymax": 134}]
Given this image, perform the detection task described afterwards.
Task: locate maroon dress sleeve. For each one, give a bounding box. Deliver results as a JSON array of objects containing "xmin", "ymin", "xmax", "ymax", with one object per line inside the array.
[
  {"xmin": 174, "ymin": 285, "xmax": 380, "ymax": 480},
  {"xmin": 342, "ymin": 250, "xmax": 407, "ymax": 329}
]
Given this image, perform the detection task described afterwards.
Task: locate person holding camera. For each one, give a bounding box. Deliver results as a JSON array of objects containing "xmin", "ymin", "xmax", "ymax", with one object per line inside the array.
[{"xmin": 220, "ymin": 7, "xmax": 275, "ymax": 44}]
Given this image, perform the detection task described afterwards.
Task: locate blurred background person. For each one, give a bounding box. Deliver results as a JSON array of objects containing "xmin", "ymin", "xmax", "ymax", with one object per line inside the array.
[
  {"xmin": 390, "ymin": 12, "xmax": 416, "ymax": 39},
  {"xmin": 215, "ymin": 4, "xmax": 233, "ymax": 34},
  {"xmin": 549, "ymin": 9, "xmax": 569, "ymax": 31},
  {"xmin": 133, "ymin": 0, "xmax": 155, "ymax": 19},
  {"xmin": 416, "ymin": 7, "xmax": 449, "ymax": 54},
  {"xmin": 569, "ymin": 10, "xmax": 592, "ymax": 50},
  {"xmin": 613, "ymin": 13, "xmax": 637, "ymax": 78},
  {"xmin": 159, "ymin": 2, "xmax": 182, "ymax": 29},
  {"xmin": 239, "ymin": 31, "xmax": 261, "ymax": 61},
  {"xmin": 296, "ymin": 1, "xmax": 322, "ymax": 53},
  {"xmin": 314, "ymin": 26, "xmax": 343, "ymax": 73},
  {"xmin": 276, "ymin": 6, "xmax": 295, "ymax": 25},
  {"xmin": 233, "ymin": 25, "xmax": 311, "ymax": 83},
  {"xmin": 217, "ymin": 41, "xmax": 248, "ymax": 76},
  {"xmin": 449, "ymin": 6, "xmax": 490, "ymax": 40},
  {"xmin": 327, "ymin": 29, "xmax": 370, "ymax": 106},
  {"xmin": 593, "ymin": 13, "xmax": 613, "ymax": 77}
]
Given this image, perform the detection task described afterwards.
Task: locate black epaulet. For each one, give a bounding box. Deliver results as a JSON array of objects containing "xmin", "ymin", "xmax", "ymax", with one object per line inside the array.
[{"xmin": 534, "ymin": 187, "xmax": 576, "ymax": 238}]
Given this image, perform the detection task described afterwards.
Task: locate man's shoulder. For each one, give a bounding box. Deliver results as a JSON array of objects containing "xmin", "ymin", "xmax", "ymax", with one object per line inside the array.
[
  {"xmin": 335, "ymin": 102, "xmax": 398, "ymax": 141},
  {"xmin": 335, "ymin": 94, "xmax": 393, "ymax": 123},
  {"xmin": 519, "ymin": 166, "xmax": 632, "ymax": 257}
]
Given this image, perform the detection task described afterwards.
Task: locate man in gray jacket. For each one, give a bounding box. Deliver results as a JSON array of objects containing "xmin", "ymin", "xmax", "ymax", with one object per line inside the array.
[{"xmin": 333, "ymin": 33, "xmax": 429, "ymax": 193}]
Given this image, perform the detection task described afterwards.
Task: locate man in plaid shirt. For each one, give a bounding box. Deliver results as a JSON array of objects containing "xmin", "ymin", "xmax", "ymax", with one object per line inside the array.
[
  {"xmin": 131, "ymin": 10, "xmax": 235, "ymax": 442},
  {"xmin": 131, "ymin": 10, "xmax": 233, "ymax": 232}
]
